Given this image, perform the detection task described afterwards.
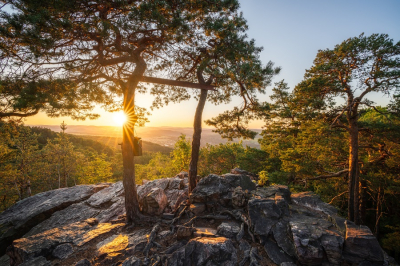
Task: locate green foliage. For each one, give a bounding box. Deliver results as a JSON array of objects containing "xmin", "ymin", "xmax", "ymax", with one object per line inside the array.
[{"xmin": 0, "ymin": 122, "xmax": 118, "ymax": 211}]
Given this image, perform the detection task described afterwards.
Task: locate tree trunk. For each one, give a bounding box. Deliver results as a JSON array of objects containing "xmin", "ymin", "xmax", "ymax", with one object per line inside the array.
[
  {"xmin": 188, "ymin": 88, "xmax": 208, "ymax": 193},
  {"xmin": 122, "ymin": 59, "xmax": 146, "ymax": 224},
  {"xmin": 348, "ymin": 117, "xmax": 360, "ymax": 224}
]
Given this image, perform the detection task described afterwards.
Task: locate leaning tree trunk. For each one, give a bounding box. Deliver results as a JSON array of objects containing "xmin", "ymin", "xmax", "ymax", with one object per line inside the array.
[
  {"xmin": 122, "ymin": 60, "xmax": 146, "ymax": 224},
  {"xmin": 348, "ymin": 117, "xmax": 360, "ymax": 224},
  {"xmin": 188, "ymin": 88, "xmax": 208, "ymax": 193}
]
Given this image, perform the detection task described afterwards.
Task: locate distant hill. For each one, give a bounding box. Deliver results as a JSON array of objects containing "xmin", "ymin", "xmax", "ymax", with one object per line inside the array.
[{"xmin": 33, "ymin": 125, "xmax": 262, "ymax": 148}]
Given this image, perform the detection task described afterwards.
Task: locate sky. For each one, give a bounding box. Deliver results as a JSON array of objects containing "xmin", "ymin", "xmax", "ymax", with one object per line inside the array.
[{"xmin": 25, "ymin": 0, "xmax": 400, "ymax": 128}]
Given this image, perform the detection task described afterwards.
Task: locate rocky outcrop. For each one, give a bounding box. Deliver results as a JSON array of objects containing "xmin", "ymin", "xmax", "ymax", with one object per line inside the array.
[
  {"xmin": 0, "ymin": 184, "xmax": 109, "ymax": 255},
  {"xmin": 0, "ymin": 171, "xmax": 395, "ymax": 266}
]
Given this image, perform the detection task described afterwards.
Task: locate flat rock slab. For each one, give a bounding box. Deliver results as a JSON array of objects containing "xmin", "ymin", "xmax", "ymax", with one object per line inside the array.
[
  {"xmin": 0, "ymin": 184, "xmax": 109, "ymax": 255},
  {"xmin": 6, "ymin": 218, "xmax": 123, "ymax": 265},
  {"xmin": 291, "ymin": 192, "xmax": 338, "ymax": 216}
]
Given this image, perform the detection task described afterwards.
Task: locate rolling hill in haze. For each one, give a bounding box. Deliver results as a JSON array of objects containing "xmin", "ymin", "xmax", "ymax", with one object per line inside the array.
[{"xmin": 32, "ymin": 125, "xmax": 262, "ymax": 148}]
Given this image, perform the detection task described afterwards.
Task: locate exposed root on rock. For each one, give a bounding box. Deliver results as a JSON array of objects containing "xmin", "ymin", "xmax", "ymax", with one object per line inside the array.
[
  {"xmin": 221, "ymin": 209, "xmax": 255, "ymax": 242},
  {"xmin": 143, "ymin": 224, "xmax": 161, "ymax": 257}
]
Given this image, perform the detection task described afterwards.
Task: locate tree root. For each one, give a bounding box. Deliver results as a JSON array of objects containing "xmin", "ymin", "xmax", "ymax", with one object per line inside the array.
[
  {"xmin": 183, "ymin": 214, "xmax": 230, "ymax": 227},
  {"xmin": 170, "ymin": 205, "xmax": 188, "ymax": 225},
  {"xmin": 143, "ymin": 223, "xmax": 161, "ymax": 257}
]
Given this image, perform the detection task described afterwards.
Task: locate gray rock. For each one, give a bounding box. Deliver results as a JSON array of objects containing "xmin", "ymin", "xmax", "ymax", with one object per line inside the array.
[
  {"xmin": 126, "ymin": 229, "xmax": 150, "ymax": 254},
  {"xmin": 190, "ymin": 203, "xmax": 206, "ymax": 215},
  {"xmin": 264, "ymin": 237, "xmax": 294, "ymax": 265},
  {"xmin": 6, "ymin": 218, "xmax": 123, "ymax": 264},
  {"xmin": 140, "ymin": 187, "xmax": 168, "ymax": 215},
  {"xmin": 167, "ymin": 237, "xmax": 237, "ymax": 266},
  {"xmin": 248, "ymin": 198, "xmax": 282, "ymax": 236},
  {"xmin": 122, "ymin": 256, "xmax": 141, "ymax": 266},
  {"xmin": 176, "ymin": 225, "xmax": 194, "ymax": 239},
  {"xmin": 291, "ymin": 192, "xmax": 337, "ymax": 216},
  {"xmin": 0, "ymin": 254, "xmax": 10, "ymax": 266},
  {"xmin": 75, "ymin": 258, "xmax": 91, "ymax": 266},
  {"xmin": 52, "ymin": 243, "xmax": 74, "ymax": 259},
  {"xmin": 190, "ymin": 174, "xmax": 255, "ymax": 207},
  {"xmin": 217, "ymin": 221, "xmax": 241, "ymax": 239},
  {"xmin": 0, "ymin": 184, "xmax": 108, "ymax": 255},
  {"xmin": 271, "ymin": 221, "xmax": 296, "ymax": 257},
  {"xmin": 86, "ymin": 181, "xmax": 124, "ymax": 208},
  {"xmin": 19, "ymin": 256, "xmax": 50, "ymax": 266},
  {"xmin": 320, "ymin": 234, "xmax": 343, "ymax": 265},
  {"xmin": 280, "ymin": 263, "xmax": 296, "ymax": 266},
  {"xmin": 25, "ymin": 202, "xmax": 99, "ymax": 237},
  {"xmin": 253, "ymin": 185, "xmax": 291, "ymax": 203},
  {"xmin": 231, "ymin": 187, "xmax": 248, "ymax": 208},
  {"xmin": 230, "ymin": 168, "xmax": 259, "ymax": 181},
  {"xmin": 289, "ymin": 216, "xmax": 332, "ymax": 265},
  {"xmin": 342, "ymin": 221, "xmax": 384, "ymax": 264}
]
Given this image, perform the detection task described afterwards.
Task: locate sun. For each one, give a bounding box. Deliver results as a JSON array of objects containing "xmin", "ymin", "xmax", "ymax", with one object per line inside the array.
[{"xmin": 113, "ymin": 112, "xmax": 127, "ymax": 126}]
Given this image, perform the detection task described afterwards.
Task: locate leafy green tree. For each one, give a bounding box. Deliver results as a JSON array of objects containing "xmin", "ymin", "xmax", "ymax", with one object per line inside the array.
[
  {"xmin": 0, "ymin": 0, "xmax": 244, "ymax": 222},
  {"xmin": 293, "ymin": 33, "xmax": 400, "ymax": 224}
]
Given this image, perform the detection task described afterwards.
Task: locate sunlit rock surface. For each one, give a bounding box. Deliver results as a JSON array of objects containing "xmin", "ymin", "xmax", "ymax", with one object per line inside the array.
[{"xmin": 0, "ymin": 170, "xmax": 395, "ymax": 266}]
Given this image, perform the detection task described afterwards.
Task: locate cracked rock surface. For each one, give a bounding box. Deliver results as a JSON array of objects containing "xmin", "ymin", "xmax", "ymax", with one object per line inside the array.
[{"xmin": 0, "ymin": 170, "xmax": 396, "ymax": 266}]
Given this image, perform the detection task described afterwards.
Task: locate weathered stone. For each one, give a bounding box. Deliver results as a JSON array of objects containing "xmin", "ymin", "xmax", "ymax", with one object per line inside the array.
[
  {"xmin": 0, "ymin": 255, "xmax": 10, "ymax": 266},
  {"xmin": 271, "ymin": 221, "xmax": 296, "ymax": 257},
  {"xmin": 253, "ymin": 185, "xmax": 291, "ymax": 203},
  {"xmin": 320, "ymin": 234, "xmax": 343, "ymax": 265},
  {"xmin": 230, "ymin": 168, "xmax": 259, "ymax": 181},
  {"xmin": 52, "ymin": 243, "xmax": 74, "ymax": 259},
  {"xmin": 231, "ymin": 187, "xmax": 248, "ymax": 208},
  {"xmin": 75, "ymin": 258, "xmax": 92, "ymax": 266},
  {"xmin": 176, "ymin": 225, "xmax": 194, "ymax": 239},
  {"xmin": 126, "ymin": 229, "xmax": 150, "ymax": 255},
  {"xmin": 289, "ymin": 217, "xmax": 325, "ymax": 265},
  {"xmin": 217, "ymin": 221, "xmax": 241, "ymax": 239},
  {"xmin": 19, "ymin": 256, "xmax": 50, "ymax": 266},
  {"xmin": 25, "ymin": 202, "xmax": 99, "ymax": 237},
  {"xmin": 291, "ymin": 192, "xmax": 337, "ymax": 216},
  {"xmin": 0, "ymin": 184, "xmax": 108, "ymax": 255},
  {"xmin": 264, "ymin": 237, "xmax": 294, "ymax": 265},
  {"xmin": 96, "ymin": 234, "xmax": 129, "ymax": 262},
  {"xmin": 86, "ymin": 181, "xmax": 124, "ymax": 208},
  {"xmin": 190, "ymin": 203, "xmax": 206, "ymax": 215},
  {"xmin": 141, "ymin": 187, "xmax": 168, "ymax": 215},
  {"xmin": 280, "ymin": 263, "xmax": 296, "ymax": 266},
  {"xmin": 176, "ymin": 171, "xmax": 188, "ymax": 179},
  {"xmin": 122, "ymin": 256, "xmax": 141, "ymax": 266},
  {"xmin": 190, "ymin": 174, "xmax": 255, "ymax": 207},
  {"xmin": 248, "ymin": 198, "xmax": 282, "ymax": 236},
  {"xmin": 167, "ymin": 237, "xmax": 237, "ymax": 266},
  {"xmin": 162, "ymin": 213, "xmax": 175, "ymax": 220},
  {"xmin": 6, "ymin": 219, "xmax": 123, "ymax": 265},
  {"xmin": 342, "ymin": 221, "xmax": 384, "ymax": 264}
]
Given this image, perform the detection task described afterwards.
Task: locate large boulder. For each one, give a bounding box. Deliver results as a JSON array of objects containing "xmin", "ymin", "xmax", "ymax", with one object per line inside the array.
[
  {"xmin": 190, "ymin": 174, "xmax": 256, "ymax": 208},
  {"xmin": 25, "ymin": 182, "xmax": 125, "ymax": 237},
  {"xmin": 137, "ymin": 177, "xmax": 187, "ymax": 214},
  {"xmin": 6, "ymin": 218, "xmax": 123, "ymax": 266},
  {"xmin": 342, "ymin": 221, "xmax": 384, "ymax": 265},
  {"xmin": 248, "ymin": 197, "xmax": 286, "ymax": 236},
  {"xmin": 0, "ymin": 184, "xmax": 109, "ymax": 255}
]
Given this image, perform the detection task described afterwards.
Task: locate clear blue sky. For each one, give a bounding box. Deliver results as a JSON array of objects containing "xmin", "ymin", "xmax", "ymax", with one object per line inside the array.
[{"xmin": 26, "ymin": 0, "xmax": 400, "ymax": 128}]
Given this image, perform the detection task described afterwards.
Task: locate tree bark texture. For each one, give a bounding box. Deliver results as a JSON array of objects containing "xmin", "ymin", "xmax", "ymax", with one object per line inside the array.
[
  {"xmin": 122, "ymin": 59, "xmax": 146, "ymax": 224},
  {"xmin": 188, "ymin": 88, "xmax": 208, "ymax": 193},
  {"xmin": 348, "ymin": 117, "xmax": 360, "ymax": 224}
]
